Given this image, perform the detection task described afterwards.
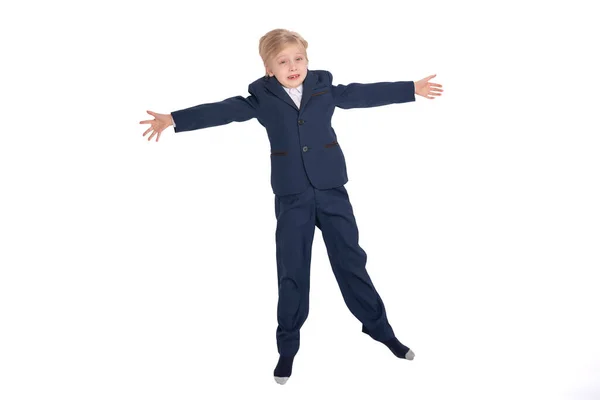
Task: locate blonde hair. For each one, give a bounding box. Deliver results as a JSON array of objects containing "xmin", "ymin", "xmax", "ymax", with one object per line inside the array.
[{"xmin": 259, "ymin": 29, "xmax": 309, "ymax": 77}]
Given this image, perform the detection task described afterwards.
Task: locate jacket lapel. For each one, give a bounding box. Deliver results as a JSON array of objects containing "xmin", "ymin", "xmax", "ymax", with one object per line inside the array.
[
  {"xmin": 264, "ymin": 69, "xmax": 318, "ymax": 115},
  {"xmin": 298, "ymin": 71, "xmax": 317, "ymax": 114}
]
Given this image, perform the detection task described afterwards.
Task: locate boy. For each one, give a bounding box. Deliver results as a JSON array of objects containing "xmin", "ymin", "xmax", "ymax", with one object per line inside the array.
[{"xmin": 140, "ymin": 28, "xmax": 443, "ymax": 385}]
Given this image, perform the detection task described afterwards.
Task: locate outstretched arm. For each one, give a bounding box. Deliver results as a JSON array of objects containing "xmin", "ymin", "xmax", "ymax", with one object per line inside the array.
[
  {"xmin": 171, "ymin": 91, "xmax": 258, "ymax": 133},
  {"xmin": 328, "ymin": 71, "xmax": 415, "ymax": 109},
  {"xmin": 140, "ymin": 85, "xmax": 259, "ymax": 142}
]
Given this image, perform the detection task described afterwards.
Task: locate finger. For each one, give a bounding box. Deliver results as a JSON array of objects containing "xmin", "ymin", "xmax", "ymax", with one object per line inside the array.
[
  {"xmin": 142, "ymin": 126, "xmax": 153, "ymax": 136},
  {"xmin": 147, "ymin": 110, "xmax": 157, "ymax": 116},
  {"xmin": 148, "ymin": 130, "xmax": 156, "ymax": 141},
  {"xmin": 430, "ymin": 87, "xmax": 444, "ymax": 92},
  {"xmin": 156, "ymin": 130, "xmax": 162, "ymax": 142},
  {"xmin": 430, "ymin": 83, "xmax": 443, "ymax": 87},
  {"xmin": 140, "ymin": 120, "xmax": 154, "ymax": 124}
]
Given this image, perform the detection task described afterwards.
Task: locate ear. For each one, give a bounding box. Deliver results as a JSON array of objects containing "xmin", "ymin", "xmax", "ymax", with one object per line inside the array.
[{"xmin": 264, "ymin": 65, "xmax": 273, "ymax": 77}]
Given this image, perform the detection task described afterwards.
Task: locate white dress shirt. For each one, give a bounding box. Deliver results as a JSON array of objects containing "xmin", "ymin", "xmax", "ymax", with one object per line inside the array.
[
  {"xmin": 281, "ymin": 83, "xmax": 303, "ymax": 109},
  {"xmin": 172, "ymin": 82, "xmax": 303, "ymax": 128}
]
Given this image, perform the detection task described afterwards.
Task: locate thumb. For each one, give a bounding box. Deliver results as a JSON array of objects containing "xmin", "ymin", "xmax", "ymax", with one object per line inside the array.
[{"xmin": 427, "ymin": 74, "xmax": 437, "ymax": 81}]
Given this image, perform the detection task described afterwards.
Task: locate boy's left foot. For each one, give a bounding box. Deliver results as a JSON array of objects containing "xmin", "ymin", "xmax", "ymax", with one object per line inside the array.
[
  {"xmin": 363, "ymin": 326, "xmax": 415, "ymax": 360},
  {"xmin": 383, "ymin": 337, "xmax": 415, "ymax": 360}
]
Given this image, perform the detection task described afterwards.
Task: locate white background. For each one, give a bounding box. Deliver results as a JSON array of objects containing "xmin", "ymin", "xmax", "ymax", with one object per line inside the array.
[{"xmin": 1, "ymin": 0, "xmax": 599, "ymax": 399}]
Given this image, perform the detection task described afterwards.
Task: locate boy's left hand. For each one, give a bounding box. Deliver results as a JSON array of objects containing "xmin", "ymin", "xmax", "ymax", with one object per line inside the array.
[{"xmin": 414, "ymin": 74, "xmax": 443, "ymax": 99}]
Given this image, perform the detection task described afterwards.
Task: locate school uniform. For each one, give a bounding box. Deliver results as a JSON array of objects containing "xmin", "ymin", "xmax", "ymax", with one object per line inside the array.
[{"xmin": 171, "ymin": 69, "xmax": 415, "ymax": 357}]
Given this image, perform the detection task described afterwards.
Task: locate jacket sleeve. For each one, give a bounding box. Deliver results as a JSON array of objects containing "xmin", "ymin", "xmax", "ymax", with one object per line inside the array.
[
  {"xmin": 171, "ymin": 85, "xmax": 258, "ymax": 133},
  {"xmin": 327, "ymin": 71, "xmax": 416, "ymax": 109}
]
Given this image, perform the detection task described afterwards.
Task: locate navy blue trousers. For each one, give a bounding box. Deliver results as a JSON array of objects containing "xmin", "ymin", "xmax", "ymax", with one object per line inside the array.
[{"xmin": 274, "ymin": 184, "xmax": 396, "ymax": 357}]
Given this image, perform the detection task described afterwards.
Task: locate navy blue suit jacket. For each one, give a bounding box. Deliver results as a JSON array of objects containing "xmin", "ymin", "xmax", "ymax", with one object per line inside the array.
[{"xmin": 171, "ymin": 69, "xmax": 415, "ymax": 196}]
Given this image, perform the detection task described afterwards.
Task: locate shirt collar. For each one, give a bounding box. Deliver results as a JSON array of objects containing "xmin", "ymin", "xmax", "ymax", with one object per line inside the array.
[{"xmin": 282, "ymin": 83, "xmax": 303, "ymax": 95}]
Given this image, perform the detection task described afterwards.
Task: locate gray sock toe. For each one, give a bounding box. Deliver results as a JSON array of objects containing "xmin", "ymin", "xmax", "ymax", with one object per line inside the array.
[{"xmin": 274, "ymin": 376, "xmax": 289, "ymax": 385}]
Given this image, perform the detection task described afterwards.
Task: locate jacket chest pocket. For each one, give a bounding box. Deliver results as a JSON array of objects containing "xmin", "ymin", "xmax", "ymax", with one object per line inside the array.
[
  {"xmin": 324, "ymin": 141, "xmax": 339, "ymax": 148},
  {"xmin": 271, "ymin": 150, "xmax": 288, "ymax": 156},
  {"xmin": 311, "ymin": 89, "xmax": 329, "ymax": 97}
]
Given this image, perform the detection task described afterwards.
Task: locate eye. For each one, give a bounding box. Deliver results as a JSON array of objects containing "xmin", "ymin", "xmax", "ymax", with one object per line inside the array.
[
  {"xmin": 280, "ymin": 60, "xmax": 286, "ymax": 64},
  {"xmin": 296, "ymin": 57, "xmax": 303, "ymax": 61}
]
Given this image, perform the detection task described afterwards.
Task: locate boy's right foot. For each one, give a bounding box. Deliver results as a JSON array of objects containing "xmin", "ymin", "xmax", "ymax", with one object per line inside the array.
[{"xmin": 274, "ymin": 355, "xmax": 295, "ymax": 385}]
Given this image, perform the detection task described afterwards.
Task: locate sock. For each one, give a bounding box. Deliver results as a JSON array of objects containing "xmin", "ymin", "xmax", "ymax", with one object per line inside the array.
[
  {"xmin": 363, "ymin": 325, "xmax": 415, "ymax": 360},
  {"xmin": 383, "ymin": 337, "xmax": 415, "ymax": 360},
  {"xmin": 274, "ymin": 355, "xmax": 295, "ymax": 384}
]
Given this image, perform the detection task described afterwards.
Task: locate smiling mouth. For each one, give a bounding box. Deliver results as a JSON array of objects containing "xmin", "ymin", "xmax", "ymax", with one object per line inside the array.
[{"xmin": 288, "ymin": 74, "xmax": 300, "ymax": 79}]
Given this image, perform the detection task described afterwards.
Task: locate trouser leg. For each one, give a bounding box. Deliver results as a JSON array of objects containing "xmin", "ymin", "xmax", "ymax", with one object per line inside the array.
[
  {"xmin": 274, "ymin": 187, "xmax": 316, "ymax": 356},
  {"xmin": 314, "ymin": 185, "xmax": 395, "ymax": 342}
]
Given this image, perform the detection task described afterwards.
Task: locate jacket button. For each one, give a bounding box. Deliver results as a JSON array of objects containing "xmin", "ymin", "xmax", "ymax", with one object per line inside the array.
[
  {"xmin": 302, "ymin": 146, "xmax": 308, "ymax": 152},
  {"xmin": 298, "ymin": 119, "xmax": 305, "ymax": 125}
]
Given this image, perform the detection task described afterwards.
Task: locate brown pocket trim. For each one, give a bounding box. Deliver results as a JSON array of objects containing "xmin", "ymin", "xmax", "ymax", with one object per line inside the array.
[
  {"xmin": 271, "ymin": 151, "xmax": 288, "ymax": 156},
  {"xmin": 324, "ymin": 141, "xmax": 339, "ymax": 148},
  {"xmin": 312, "ymin": 90, "xmax": 329, "ymax": 97}
]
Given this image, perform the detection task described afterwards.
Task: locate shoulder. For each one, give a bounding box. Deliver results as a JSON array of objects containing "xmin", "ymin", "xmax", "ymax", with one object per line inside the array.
[
  {"xmin": 309, "ymin": 69, "xmax": 333, "ymax": 86},
  {"xmin": 249, "ymin": 75, "xmax": 268, "ymax": 87},
  {"xmin": 248, "ymin": 75, "xmax": 269, "ymax": 94}
]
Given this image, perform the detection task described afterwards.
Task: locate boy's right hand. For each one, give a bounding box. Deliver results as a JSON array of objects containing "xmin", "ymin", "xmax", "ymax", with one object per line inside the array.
[{"xmin": 139, "ymin": 110, "xmax": 174, "ymax": 142}]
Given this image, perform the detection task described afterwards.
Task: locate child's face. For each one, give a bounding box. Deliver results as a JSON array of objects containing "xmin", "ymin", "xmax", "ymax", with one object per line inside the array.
[{"xmin": 266, "ymin": 44, "xmax": 308, "ymax": 88}]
